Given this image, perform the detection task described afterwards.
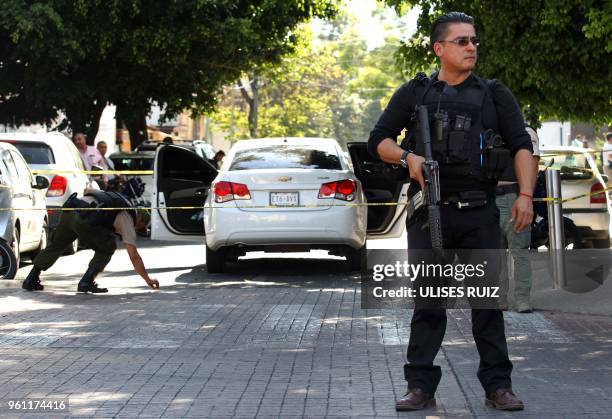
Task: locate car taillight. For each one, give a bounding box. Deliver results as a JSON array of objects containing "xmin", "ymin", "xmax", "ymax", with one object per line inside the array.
[
  {"xmin": 590, "ymin": 182, "xmax": 606, "ymax": 204},
  {"xmin": 214, "ymin": 181, "xmax": 251, "ymax": 203},
  {"xmin": 318, "ymin": 179, "xmax": 356, "ymax": 201},
  {"xmin": 46, "ymin": 175, "xmax": 67, "ymax": 197}
]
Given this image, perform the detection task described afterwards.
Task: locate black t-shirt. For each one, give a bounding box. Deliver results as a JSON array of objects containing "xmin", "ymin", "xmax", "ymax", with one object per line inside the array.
[{"xmin": 367, "ymin": 73, "xmax": 533, "ymax": 192}]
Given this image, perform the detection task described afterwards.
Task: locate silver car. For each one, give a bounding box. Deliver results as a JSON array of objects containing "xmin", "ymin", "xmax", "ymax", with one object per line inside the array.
[
  {"xmin": 0, "ymin": 142, "xmax": 49, "ymax": 278},
  {"xmin": 151, "ymin": 138, "xmax": 408, "ymax": 272}
]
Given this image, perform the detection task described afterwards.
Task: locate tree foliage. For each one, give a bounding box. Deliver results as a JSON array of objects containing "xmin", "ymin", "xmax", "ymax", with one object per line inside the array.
[
  {"xmin": 0, "ymin": 0, "xmax": 336, "ymax": 147},
  {"xmin": 212, "ymin": 9, "xmax": 407, "ymax": 147},
  {"xmin": 384, "ymin": 0, "xmax": 611, "ymax": 126},
  {"xmin": 212, "ymin": 30, "xmax": 345, "ymax": 142}
]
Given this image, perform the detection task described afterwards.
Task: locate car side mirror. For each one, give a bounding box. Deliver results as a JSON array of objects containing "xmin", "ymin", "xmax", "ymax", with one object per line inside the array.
[{"xmin": 32, "ymin": 175, "xmax": 50, "ymax": 190}]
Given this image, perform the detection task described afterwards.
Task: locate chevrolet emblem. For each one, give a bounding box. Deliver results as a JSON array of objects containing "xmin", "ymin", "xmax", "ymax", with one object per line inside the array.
[{"xmin": 278, "ymin": 176, "xmax": 292, "ymax": 182}]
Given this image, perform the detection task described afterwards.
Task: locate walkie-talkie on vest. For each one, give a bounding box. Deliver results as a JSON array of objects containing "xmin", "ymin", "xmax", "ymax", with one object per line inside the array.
[{"xmin": 417, "ymin": 105, "xmax": 444, "ymax": 255}]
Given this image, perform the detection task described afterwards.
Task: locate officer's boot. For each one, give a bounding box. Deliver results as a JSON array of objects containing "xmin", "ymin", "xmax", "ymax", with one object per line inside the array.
[
  {"xmin": 77, "ymin": 267, "xmax": 108, "ymax": 293},
  {"xmin": 22, "ymin": 266, "xmax": 43, "ymax": 291}
]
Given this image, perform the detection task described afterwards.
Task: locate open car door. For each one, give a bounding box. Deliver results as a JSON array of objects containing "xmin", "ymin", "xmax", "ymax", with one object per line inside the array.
[
  {"xmin": 151, "ymin": 145, "xmax": 218, "ymax": 241},
  {"xmin": 347, "ymin": 142, "xmax": 409, "ymax": 239}
]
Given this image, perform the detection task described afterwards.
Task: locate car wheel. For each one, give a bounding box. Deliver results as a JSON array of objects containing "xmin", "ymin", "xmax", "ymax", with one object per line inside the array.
[
  {"xmin": 206, "ymin": 245, "xmax": 226, "ymax": 273},
  {"xmin": 30, "ymin": 219, "xmax": 49, "ymax": 260},
  {"xmin": 0, "ymin": 239, "xmax": 18, "ymax": 279},
  {"xmin": 64, "ymin": 238, "xmax": 79, "ymax": 255},
  {"xmin": 592, "ymin": 237, "xmax": 610, "ymax": 248},
  {"xmin": 347, "ymin": 245, "xmax": 366, "ymax": 272}
]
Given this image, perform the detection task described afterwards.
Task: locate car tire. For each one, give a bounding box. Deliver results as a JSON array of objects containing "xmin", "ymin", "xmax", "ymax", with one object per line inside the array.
[
  {"xmin": 206, "ymin": 245, "xmax": 226, "ymax": 273},
  {"xmin": 0, "ymin": 239, "xmax": 18, "ymax": 279},
  {"xmin": 64, "ymin": 238, "xmax": 79, "ymax": 255},
  {"xmin": 592, "ymin": 237, "xmax": 610, "ymax": 249},
  {"xmin": 347, "ymin": 245, "xmax": 366, "ymax": 272},
  {"xmin": 30, "ymin": 219, "xmax": 49, "ymax": 260}
]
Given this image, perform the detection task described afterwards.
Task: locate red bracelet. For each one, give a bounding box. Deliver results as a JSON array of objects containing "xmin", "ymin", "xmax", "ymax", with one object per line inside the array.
[{"xmin": 519, "ymin": 192, "xmax": 533, "ymax": 200}]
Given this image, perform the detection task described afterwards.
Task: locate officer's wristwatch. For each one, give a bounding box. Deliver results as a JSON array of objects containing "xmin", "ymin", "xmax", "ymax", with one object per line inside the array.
[{"xmin": 399, "ymin": 150, "xmax": 411, "ymax": 168}]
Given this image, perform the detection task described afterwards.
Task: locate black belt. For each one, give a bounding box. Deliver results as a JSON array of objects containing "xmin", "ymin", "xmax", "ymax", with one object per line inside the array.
[
  {"xmin": 495, "ymin": 183, "xmax": 519, "ymax": 196},
  {"xmin": 441, "ymin": 190, "xmax": 490, "ymax": 209}
]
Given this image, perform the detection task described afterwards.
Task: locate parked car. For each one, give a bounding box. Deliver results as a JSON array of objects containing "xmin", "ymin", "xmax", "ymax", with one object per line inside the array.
[
  {"xmin": 0, "ymin": 132, "xmax": 98, "ymax": 254},
  {"xmin": 0, "ymin": 142, "xmax": 49, "ymax": 278},
  {"xmin": 538, "ymin": 145, "xmax": 611, "ymax": 248},
  {"xmin": 108, "ymin": 151, "xmax": 155, "ymax": 205},
  {"xmin": 151, "ymin": 138, "xmax": 408, "ymax": 272}
]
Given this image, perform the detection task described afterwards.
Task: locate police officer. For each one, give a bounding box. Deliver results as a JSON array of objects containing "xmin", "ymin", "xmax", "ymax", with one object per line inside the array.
[
  {"xmin": 368, "ymin": 12, "xmax": 535, "ymax": 411},
  {"xmin": 22, "ymin": 180, "xmax": 159, "ymax": 293}
]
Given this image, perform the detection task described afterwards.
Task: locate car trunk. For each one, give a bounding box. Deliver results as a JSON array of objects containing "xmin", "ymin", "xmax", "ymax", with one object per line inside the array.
[{"xmin": 227, "ymin": 169, "xmax": 350, "ymax": 212}]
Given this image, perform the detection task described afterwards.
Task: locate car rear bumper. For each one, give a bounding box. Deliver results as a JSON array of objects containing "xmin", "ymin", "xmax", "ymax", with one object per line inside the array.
[{"xmin": 205, "ymin": 205, "xmax": 366, "ymax": 251}]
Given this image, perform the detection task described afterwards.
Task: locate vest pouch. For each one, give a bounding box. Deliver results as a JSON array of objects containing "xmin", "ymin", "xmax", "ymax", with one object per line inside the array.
[
  {"xmin": 482, "ymin": 145, "xmax": 510, "ymax": 181},
  {"xmin": 447, "ymin": 131, "xmax": 469, "ymax": 163}
]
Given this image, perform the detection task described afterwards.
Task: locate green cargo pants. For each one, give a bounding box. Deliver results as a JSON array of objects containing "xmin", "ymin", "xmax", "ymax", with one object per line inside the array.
[
  {"xmin": 496, "ymin": 192, "xmax": 532, "ymax": 306},
  {"xmin": 33, "ymin": 211, "xmax": 117, "ymax": 272}
]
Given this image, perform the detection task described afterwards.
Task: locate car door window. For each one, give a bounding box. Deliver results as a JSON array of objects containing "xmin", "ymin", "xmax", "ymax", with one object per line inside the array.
[
  {"xmin": 11, "ymin": 151, "xmax": 33, "ymax": 185},
  {"xmin": 1, "ymin": 150, "xmax": 19, "ymax": 181}
]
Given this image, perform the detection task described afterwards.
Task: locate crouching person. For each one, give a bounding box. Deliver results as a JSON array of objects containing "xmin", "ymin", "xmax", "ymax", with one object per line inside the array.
[{"xmin": 22, "ymin": 187, "xmax": 159, "ymax": 293}]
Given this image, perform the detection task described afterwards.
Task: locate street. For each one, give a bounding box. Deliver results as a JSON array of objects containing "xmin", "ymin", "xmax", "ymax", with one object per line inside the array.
[{"xmin": 0, "ymin": 237, "xmax": 611, "ymax": 418}]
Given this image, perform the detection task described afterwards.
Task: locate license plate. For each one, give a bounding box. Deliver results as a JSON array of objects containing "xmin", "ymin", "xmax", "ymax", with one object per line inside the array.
[{"xmin": 270, "ymin": 192, "xmax": 299, "ymax": 207}]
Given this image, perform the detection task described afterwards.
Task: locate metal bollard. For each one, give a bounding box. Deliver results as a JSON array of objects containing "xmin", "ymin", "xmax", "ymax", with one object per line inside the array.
[{"xmin": 545, "ymin": 169, "xmax": 566, "ymax": 289}]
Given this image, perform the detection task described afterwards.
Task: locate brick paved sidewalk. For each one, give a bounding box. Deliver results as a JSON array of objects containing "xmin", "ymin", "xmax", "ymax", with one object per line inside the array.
[{"xmin": 0, "ymin": 257, "xmax": 611, "ymax": 418}]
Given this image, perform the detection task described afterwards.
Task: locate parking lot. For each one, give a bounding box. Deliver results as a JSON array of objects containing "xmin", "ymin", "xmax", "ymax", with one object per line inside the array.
[{"xmin": 0, "ymin": 238, "xmax": 611, "ymax": 418}]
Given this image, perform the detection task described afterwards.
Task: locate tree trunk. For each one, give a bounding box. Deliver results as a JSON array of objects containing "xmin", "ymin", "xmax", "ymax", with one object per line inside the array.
[
  {"xmin": 122, "ymin": 109, "xmax": 148, "ymax": 151},
  {"xmin": 116, "ymin": 101, "xmax": 149, "ymax": 151},
  {"xmin": 64, "ymin": 96, "xmax": 107, "ymax": 144},
  {"xmin": 85, "ymin": 98, "xmax": 107, "ymax": 145},
  {"xmin": 239, "ymin": 77, "xmax": 258, "ymax": 138}
]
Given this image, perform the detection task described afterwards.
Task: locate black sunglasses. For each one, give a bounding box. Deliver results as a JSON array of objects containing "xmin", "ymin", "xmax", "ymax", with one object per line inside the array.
[{"xmin": 440, "ymin": 36, "xmax": 479, "ymax": 47}]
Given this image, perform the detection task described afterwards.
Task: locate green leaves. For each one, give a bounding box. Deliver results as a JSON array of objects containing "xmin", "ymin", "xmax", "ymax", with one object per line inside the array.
[{"xmin": 0, "ymin": 0, "xmax": 337, "ymax": 145}]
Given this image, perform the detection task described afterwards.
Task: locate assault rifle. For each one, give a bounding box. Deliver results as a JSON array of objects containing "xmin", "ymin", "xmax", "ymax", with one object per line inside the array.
[{"xmin": 417, "ymin": 105, "xmax": 443, "ymax": 255}]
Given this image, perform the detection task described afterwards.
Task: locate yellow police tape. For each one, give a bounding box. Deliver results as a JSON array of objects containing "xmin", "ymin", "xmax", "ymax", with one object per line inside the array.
[
  {"xmin": 20, "ymin": 161, "xmax": 612, "ymax": 210},
  {"xmin": 31, "ymin": 169, "xmax": 154, "ymax": 175},
  {"xmin": 4, "ymin": 186, "xmax": 612, "ymax": 212}
]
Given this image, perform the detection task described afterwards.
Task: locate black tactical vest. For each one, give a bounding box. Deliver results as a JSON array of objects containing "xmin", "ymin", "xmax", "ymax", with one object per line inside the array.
[
  {"xmin": 404, "ymin": 73, "xmax": 506, "ymax": 194},
  {"xmin": 83, "ymin": 191, "xmax": 136, "ymax": 229}
]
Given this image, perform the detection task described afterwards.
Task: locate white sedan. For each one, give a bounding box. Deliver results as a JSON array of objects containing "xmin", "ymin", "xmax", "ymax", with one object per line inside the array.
[
  {"xmin": 538, "ymin": 145, "xmax": 611, "ymax": 247},
  {"xmin": 151, "ymin": 138, "xmax": 408, "ymax": 272}
]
